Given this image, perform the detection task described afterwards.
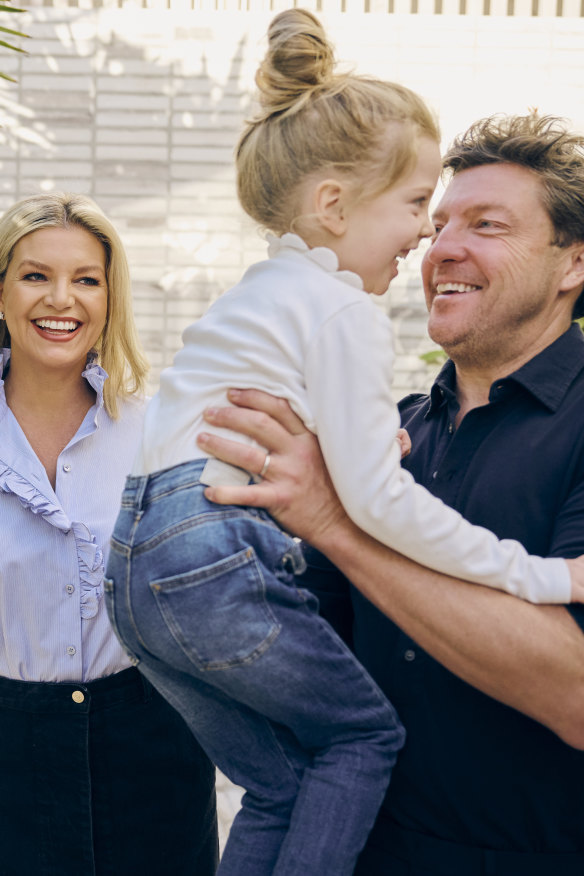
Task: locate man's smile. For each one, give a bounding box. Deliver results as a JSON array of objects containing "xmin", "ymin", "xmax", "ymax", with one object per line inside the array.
[{"xmin": 435, "ymin": 283, "xmax": 481, "ymax": 295}]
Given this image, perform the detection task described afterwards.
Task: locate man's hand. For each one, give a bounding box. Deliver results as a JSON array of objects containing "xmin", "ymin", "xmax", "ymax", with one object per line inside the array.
[
  {"xmin": 566, "ymin": 555, "xmax": 584, "ymax": 602},
  {"xmin": 396, "ymin": 427, "xmax": 412, "ymax": 459},
  {"xmin": 197, "ymin": 389, "xmax": 349, "ymax": 543}
]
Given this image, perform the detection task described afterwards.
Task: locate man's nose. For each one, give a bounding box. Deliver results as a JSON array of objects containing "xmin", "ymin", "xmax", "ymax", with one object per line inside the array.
[{"xmin": 426, "ymin": 225, "xmax": 466, "ymax": 264}]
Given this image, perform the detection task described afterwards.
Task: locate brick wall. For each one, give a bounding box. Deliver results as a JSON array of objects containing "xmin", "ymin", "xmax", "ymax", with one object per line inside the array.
[{"xmin": 3, "ymin": 7, "xmax": 584, "ymax": 396}]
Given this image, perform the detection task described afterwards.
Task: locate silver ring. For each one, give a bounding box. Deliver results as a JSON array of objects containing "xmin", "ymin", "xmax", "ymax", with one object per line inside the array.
[{"xmin": 259, "ymin": 453, "xmax": 271, "ymax": 478}]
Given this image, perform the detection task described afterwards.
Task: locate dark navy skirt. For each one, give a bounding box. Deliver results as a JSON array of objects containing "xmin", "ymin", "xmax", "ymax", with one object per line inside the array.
[{"xmin": 0, "ymin": 667, "xmax": 218, "ymax": 876}]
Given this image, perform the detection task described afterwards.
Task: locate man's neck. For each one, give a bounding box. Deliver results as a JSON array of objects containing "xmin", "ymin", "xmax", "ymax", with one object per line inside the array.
[
  {"xmin": 452, "ymin": 369, "xmax": 495, "ymax": 426},
  {"xmin": 448, "ymin": 319, "xmax": 574, "ymax": 426}
]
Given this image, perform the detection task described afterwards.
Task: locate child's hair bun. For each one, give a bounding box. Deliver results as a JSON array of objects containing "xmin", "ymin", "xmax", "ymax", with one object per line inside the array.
[{"xmin": 255, "ymin": 8, "xmax": 336, "ymax": 118}]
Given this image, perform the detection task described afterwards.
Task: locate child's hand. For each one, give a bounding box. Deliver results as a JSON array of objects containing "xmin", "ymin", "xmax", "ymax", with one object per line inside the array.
[
  {"xmin": 566, "ymin": 556, "xmax": 584, "ymax": 602},
  {"xmin": 396, "ymin": 428, "xmax": 412, "ymax": 459}
]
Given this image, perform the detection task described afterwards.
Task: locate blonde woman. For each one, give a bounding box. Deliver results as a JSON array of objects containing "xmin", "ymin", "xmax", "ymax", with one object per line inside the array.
[{"xmin": 0, "ymin": 193, "xmax": 217, "ymax": 875}]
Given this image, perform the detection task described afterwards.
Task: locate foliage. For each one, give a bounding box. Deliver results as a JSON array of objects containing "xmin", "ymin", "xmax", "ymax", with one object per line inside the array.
[
  {"xmin": 419, "ymin": 348, "xmax": 447, "ymax": 366},
  {"xmin": 0, "ymin": 0, "xmax": 29, "ymax": 83}
]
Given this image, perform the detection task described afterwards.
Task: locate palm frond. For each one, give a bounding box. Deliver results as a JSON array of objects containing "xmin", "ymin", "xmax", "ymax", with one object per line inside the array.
[{"xmin": 0, "ymin": 0, "xmax": 29, "ymax": 80}]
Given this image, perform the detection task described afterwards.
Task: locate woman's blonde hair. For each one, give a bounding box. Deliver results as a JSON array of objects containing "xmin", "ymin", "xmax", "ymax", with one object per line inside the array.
[
  {"xmin": 0, "ymin": 192, "xmax": 149, "ymax": 418},
  {"xmin": 236, "ymin": 8, "xmax": 440, "ymax": 236}
]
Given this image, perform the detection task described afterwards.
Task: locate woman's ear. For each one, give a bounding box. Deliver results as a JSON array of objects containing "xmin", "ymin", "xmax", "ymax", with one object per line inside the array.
[{"xmin": 313, "ymin": 179, "xmax": 348, "ymax": 237}]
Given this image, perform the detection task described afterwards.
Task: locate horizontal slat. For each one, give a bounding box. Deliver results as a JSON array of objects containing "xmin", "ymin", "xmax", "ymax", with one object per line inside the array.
[{"xmin": 16, "ymin": 0, "xmax": 584, "ymax": 13}]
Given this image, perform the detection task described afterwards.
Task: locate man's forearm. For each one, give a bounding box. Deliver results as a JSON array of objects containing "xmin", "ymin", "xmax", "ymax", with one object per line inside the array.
[
  {"xmin": 197, "ymin": 394, "xmax": 584, "ymax": 747},
  {"xmin": 318, "ymin": 517, "xmax": 584, "ymax": 749}
]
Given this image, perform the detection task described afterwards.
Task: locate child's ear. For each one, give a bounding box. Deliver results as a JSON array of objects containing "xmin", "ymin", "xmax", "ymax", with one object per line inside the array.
[{"xmin": 314, "ymin": 179, "xmax": 347, "ymax": 237}]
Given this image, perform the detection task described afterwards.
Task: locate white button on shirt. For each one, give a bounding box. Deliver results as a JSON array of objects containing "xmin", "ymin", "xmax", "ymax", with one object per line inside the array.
[{"xmin": 0, "ymin": 349, "xmax": 147, "ymax": 682}]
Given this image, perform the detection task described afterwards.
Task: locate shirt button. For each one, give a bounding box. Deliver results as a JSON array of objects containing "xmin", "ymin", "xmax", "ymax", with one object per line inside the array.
[
  {"xmin": 404, "ymin": 649, "xmax": 416, "ymax": 662},
  {"xmin": 63, "ymin": 464, "xmax": 71, "ymax": 473},
  {"xmin": 66, "ymin": 645, "xmax": 76, "ymax": 656},
  {"xmin": 72, "ymin": 690, "xmax": 85, "ymax": 704},
  {"xmin": 65, "ymin": 584, "xmax": 75, "ymax": 595},
  {"xmin": 432, "ymin": 471, "xmax": 438, "ymax": 479}
]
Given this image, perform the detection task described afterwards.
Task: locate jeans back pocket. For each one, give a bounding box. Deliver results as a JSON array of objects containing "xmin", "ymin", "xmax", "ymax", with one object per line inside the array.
[{"xmin": 150, "ymin": 545, "xmax": 281, "ymax": 671}]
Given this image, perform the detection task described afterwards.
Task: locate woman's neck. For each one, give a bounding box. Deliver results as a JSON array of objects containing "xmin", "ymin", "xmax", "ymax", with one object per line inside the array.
[{"xmin": 4, "ymin": 359, "xmax": 96, "ymax": 488}]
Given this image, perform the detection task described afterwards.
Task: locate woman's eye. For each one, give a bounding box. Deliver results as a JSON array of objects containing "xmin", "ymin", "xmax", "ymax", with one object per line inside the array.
[
  {"xmin": 78, "ymin": 276, "xmax": 100, "ymax": 286},
  {"xmin": 23, "ymin": 272, "xmax": 45, "ymax": 281}
]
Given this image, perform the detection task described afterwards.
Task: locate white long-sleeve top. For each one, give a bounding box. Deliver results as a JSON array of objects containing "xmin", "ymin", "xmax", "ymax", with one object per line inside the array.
[{"xmin": 134, "ymin": 233, "xmax": 570, "ymax": 604}]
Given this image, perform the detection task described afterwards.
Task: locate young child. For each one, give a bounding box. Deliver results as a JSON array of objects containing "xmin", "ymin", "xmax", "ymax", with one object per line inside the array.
[{"xmin": 106, "ymin": 9, "xmax": 583, "ymax": 876}]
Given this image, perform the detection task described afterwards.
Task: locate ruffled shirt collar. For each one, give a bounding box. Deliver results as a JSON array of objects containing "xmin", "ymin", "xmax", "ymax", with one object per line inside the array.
[
  {"xmin": 0, "ymin": 348, "xmax": 109, "ymax": 619},
  {"xmin": 1, "ymin": 346, "xmax": 107, "ymax": 402},
  {"xmin": 267, "ymin": 232, "xmax": 364, "ymax": 291}
]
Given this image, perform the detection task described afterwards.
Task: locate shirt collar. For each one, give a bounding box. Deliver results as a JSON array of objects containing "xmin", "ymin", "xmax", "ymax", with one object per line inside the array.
[
  {"xmin": 266, "ymin": 232, "xmax": 364, "ymax": 291},
  {"xmin": 1, "ymin": 347, "xmax": 109, "ymax": 419},
  {"xmin": 427, "ymin": 359, "xmax": 457, "ymax": 417},
  {"xmin": 426, "ymin": 323, "xmax": 584, "ymax": 417},
  {"xmin": 501, "ymin": 323, "xmax": 584, "ymax": 411}
]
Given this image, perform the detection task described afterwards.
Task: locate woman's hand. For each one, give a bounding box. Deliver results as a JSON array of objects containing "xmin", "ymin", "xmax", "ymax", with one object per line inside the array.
[{"xmin": 197, "ymin": 389, "xmax": 349, "ymax": 543}]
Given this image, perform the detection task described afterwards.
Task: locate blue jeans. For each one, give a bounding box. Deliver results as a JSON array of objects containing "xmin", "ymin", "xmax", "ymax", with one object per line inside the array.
[{"xmin": 105, "ymin": 459, "xmax": 405, "ymax": 876}]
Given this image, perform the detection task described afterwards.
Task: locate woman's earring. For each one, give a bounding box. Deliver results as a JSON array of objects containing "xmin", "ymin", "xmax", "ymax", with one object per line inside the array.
[{"xmin": 0, "ymin": 312, "xmax": 4, "ymax": 320}]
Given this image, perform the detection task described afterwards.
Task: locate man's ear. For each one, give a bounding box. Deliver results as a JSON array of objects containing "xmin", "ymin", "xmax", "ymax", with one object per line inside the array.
[
  {"xmin": 313, "ymin": 179, "xmax": 348, "ymax": 237},
  {"xmin": 559, "ymin": 242, "xmax": 584, "ymax": 293}
]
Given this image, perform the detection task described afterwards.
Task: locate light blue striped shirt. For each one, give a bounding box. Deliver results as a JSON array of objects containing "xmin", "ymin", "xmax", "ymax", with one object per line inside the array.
[{"xmin": 0, "ymin": 349, "xmax": 146, "ymax": 682}]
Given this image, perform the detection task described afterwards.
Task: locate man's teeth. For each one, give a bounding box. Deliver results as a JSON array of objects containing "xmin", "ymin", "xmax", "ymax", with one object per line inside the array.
[
  {"xmin": 436, "ymin": 283, "xmax": 478, "ymax": 295},
  {"xmin": 35, "ymin": 319, "xmax": 78, "ymax": 331}
]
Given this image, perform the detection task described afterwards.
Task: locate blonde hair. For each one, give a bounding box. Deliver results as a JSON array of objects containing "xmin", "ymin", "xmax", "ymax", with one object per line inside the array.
[
  {"xmin": 0, "ymin": 192, "xmax": 149, "ymax": 418},
  {"xmin": 236, "ymin": 8, "xmax": 440, "ymax": 236}
]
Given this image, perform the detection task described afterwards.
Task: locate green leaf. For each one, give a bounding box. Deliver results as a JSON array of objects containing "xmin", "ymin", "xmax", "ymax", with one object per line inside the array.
[
  {"xmin": 419, "ymin": 349, "xmax": 448, "ymax": 365},
  {"xmin": 0, "ymin": 39, "xmax": 27, "ymax": 53},
  {"xmin": 0, "ymin": 27, "xmax": 30, "ymax": 38},
  {"xmin": 0, "ymin": 0, "xmax": 28, "ymax": 82}
]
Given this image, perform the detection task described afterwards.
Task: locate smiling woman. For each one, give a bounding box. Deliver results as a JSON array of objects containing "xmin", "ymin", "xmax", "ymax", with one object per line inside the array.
[
  {"xmin": 0, "ymin": 193, "xmax": 218, "ymax": 876},
  {"xmin": 0, "ymin": 226, "xmax": 109, "ymax": 482}
]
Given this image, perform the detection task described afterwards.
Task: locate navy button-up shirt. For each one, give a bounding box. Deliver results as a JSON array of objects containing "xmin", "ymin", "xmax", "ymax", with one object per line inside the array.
[{"xmin": 304, "ymin": 323, "xmax": 584, "ymax": 858}]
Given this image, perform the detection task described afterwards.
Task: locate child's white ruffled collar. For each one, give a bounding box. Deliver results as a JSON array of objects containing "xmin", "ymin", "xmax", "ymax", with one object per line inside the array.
[{"xmin": 267, "ymin": 232, "xmax": 364, "ymax": 291}]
